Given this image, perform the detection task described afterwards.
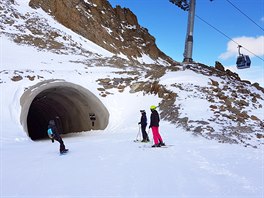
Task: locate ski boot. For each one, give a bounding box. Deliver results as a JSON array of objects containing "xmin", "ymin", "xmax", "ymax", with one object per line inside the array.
[{"xmin": 151, "ymin": 144, "xmax": 161, "ymax": 147}]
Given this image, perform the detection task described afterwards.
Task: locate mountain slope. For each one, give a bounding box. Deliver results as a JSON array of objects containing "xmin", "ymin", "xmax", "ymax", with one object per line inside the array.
[
  {"xmin": 28, "ymin": 0, "xmax": 173, "ymax": 63},
  {"xmin": 1, "ymin": 0, "xmax": 263, "ymax": 148}
]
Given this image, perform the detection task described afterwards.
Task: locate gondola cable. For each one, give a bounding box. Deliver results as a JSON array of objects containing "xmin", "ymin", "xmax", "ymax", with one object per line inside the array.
[
  {"xmin": 225, "ymin": 0, "xmax": 264, "ymax": 32},
  {"xmin": 195, "ymin": 14, "xmax": 264, "ymax": 63}
]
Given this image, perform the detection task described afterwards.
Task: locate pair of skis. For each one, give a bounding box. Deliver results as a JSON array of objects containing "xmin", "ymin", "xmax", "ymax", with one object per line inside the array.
[
  {"xmin": 134, "ymin": 139, "xmax": 172, "ymax": 149},
  {"xmin": 135, "ymin": 126, "xmax": 172, "ymax": 148}
]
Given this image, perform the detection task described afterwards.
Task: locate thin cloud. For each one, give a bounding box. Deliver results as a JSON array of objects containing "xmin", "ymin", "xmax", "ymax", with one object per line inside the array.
[{"xmin": 219, "ymin": 36, "xmax": 264, "ymax": 60}]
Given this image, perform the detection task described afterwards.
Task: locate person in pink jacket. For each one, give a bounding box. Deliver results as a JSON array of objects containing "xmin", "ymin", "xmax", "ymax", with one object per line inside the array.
[{"xmin": 149, "ymin": 105, "xmax": 165, "ymax": 147}]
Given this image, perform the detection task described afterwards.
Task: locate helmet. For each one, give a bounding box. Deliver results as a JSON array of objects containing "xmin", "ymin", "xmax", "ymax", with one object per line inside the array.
[
  {"xmin": 150, "ymin": 105, "xmax": 156, "ymax": 110},
  {"xmin": 49, "ymin": 120, "xmax": 55, "ymax": 125}
]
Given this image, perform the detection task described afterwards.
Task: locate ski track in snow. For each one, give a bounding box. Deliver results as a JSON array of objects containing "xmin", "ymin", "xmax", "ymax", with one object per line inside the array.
[{"xmin": 2, "ymin": 124, "xmax": 263, "ymax": 198}]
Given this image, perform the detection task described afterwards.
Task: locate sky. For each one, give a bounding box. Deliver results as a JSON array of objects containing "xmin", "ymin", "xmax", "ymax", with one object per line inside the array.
[{"xmin": 108, "ymin": 0, "xmax": 264, "ymax": 86}]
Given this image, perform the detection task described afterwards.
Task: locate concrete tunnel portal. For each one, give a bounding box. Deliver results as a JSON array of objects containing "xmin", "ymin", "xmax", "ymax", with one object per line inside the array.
[{"xmin": 20, "ymin": 80, "xmax": 109, "ymax": 140}]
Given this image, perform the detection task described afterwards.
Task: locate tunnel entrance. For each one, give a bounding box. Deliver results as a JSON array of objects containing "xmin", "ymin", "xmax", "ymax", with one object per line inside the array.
[{"xmin": 20, "ymin": 80, "xmax": 109, "ymax": 140}]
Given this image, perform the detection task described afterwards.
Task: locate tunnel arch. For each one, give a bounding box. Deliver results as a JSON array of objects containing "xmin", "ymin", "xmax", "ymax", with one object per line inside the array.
[{"xmin": 20, "ymin": 79, "xmax": 109, "ymax": 140}]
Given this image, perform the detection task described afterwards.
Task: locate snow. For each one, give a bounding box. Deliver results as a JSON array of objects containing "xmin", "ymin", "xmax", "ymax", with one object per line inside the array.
[
  {"xmin": 2, "ymin": 124, "xmax": 263, "ymax": 197},
  {"xmin": 137, "ymin": 53, "xmax": 156, "ymax": 64},
  {"xmin": 1, "ymin": 1, "xmax": 264, "ymax": 198},
  {"xmin": 160, "ymin": 70, "xmax": 212, "ymax": 86}
]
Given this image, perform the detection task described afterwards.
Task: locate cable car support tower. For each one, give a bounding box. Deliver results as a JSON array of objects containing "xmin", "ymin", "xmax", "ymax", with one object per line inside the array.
[{"xmin": 170, "ymin": 0, "xmax": 196, "ymax": 63}]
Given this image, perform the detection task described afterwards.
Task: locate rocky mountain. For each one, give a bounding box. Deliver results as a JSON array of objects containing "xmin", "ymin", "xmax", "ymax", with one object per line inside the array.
[
  {"xmin": 28, "ymin": 0, "xmax": 173, "ymax": 63},
  {"xmin": 1, "ymin": 0, "xmax": 263, "ymax": 148}
]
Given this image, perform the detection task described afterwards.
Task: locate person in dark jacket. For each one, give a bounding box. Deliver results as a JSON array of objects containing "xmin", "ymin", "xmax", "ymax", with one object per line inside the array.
[
  {"xmin": 138, "ymin": 110, "xmax": 149, "ymax": 142},
  {"xmin": 149, "ymin": 105, "xmax": 165, "ymax": 147},
  {"xmin": 47, "ymin": 119, "xmax": 68, "ymax": 154}
]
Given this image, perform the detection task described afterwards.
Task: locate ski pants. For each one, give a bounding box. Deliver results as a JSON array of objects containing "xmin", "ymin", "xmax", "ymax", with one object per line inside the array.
[
  {"xmin": 141, "ymin": 124, "xmax": 149, "ymax": 141},
  {"xmin": 151, "ymin": 126, "xmax": 163, "ymax": 145},
  {"xmin": 54, "ymin": 136, "xmax": 65, "ymax": 152}
]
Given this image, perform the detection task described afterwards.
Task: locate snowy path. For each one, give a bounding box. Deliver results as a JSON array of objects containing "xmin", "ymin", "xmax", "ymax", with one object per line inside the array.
[{"xmin": 2, "ymin": 124, "xmax": 263, "ymax": 198}]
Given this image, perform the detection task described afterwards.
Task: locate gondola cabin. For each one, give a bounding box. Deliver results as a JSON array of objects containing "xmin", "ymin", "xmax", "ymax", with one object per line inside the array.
[{"xmin": 236, "ymin": 54, "xmax": 251, "ymax": 69}]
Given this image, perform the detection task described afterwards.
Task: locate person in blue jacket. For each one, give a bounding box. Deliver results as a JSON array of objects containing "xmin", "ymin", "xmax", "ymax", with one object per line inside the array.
[
  {"xmin": 138, "ymin": 110, "xmax": 149, "ymax": 142},
  {"xmin": 47, "ymin": 119, "xmax": 68, "ymax": 154}
]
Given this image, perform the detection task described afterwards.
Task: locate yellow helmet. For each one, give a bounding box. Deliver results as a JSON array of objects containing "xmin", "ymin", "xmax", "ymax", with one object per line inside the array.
[{"xmin": 150, "ymin": 105, "xmax": 156, "ymax": 110}]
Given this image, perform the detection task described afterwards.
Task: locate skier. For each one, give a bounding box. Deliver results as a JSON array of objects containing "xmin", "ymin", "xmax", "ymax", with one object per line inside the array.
[
  {"xmin": 149, "ymin": 105, "xmax": 165, "ymax": 147},
  {"xmin": 138, "ymin": 110, "xmax": 149, "ymax": 142},
  {"xmin": 47, "ymin": 119, "xmax": 68, "ymax": 154}
]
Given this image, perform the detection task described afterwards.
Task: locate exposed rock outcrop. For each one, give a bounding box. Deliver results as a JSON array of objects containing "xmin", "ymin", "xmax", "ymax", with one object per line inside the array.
[{"xmin": 29, "ymin": 0, "xmax": 172, "ymax": 63}]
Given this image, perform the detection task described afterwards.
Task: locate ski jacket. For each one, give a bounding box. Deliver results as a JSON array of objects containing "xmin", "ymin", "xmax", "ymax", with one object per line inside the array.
[
  {"xmin": 149, "ymin": 110, "xmax": 160, "ymax": 127},
  {"xmin": 140, "ymin": 112, "xmax": 147, "ymax": 126},
  {"xmin": 47, "ymin": 120, "xmax": 60, "ymax": 138}
]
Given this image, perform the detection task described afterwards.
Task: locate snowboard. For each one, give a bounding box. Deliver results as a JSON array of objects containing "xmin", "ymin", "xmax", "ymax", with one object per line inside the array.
[{"xmin": 60, "ymin": 149, "xmax": 69, "ymax": 155}]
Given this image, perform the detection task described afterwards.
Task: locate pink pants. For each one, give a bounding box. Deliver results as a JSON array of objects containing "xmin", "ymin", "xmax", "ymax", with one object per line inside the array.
[{"xmin": 151, "ymin": 126, "xmax": 163, "ymax": 145}]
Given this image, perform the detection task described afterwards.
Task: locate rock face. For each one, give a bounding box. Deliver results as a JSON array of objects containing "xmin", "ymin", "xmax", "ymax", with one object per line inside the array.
[{"xmin": 29, "ymin": 0, "xmax": 171, "ymax": 63}]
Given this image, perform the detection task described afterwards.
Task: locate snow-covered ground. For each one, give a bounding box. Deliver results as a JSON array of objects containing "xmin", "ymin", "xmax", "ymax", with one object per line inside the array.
[
  {"xmin": 1, "ymin": 46, "xmax": 263, "ymax": 197},
  {"xmin": 1, "ymin": 1, "xmax": 264, "ymax": 197},
  {"xmin": 1, "ymin": 74, "xmax": 263, "ymax": 197},
  {"xmin": 1, "ymin": 120, "xmax": 264, "ymax": 197}
]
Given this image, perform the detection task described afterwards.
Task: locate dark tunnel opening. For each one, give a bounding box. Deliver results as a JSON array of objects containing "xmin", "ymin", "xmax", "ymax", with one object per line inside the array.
[{"xmin": 20, "ymin": 80, "xmax": 109, "ymax": 140}]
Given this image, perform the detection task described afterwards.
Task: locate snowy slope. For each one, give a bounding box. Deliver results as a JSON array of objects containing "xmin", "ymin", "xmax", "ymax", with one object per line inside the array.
[
  {"xmin": 1, "ymin": 70, "xmax": 263, "ymax": 197},
  {"xmin": 2, "ymin": 124, "xmax": 263, "ymax": 198},
  {"xmin": 1, "ymin": 1, "xmax": 264, "ymax": 198}
]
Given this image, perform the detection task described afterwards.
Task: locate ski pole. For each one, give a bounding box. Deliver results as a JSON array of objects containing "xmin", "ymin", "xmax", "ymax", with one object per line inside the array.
[
  {"xmin": 148, "ymin": 127, "xmax": 154, "ymax": 145},
  {"xmin": 135, "ymin": 124, "xmax": 141, "ymax": 141}
]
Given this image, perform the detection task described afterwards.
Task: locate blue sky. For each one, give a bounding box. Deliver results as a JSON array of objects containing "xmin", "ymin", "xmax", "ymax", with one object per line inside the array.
[{"xmin": 108, "ymin": 0, "xmax": 264, "ymax": 86}]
